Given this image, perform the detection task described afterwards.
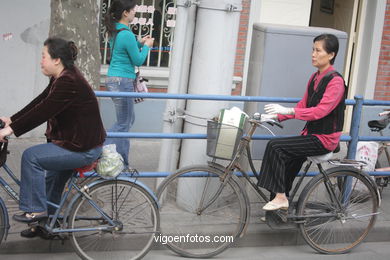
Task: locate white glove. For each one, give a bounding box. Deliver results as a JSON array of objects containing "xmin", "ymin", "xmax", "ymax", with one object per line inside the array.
[
  {"xmin": 260, "ymin": 114, "xmax": 277, "ymax": 122},
  {"xmin": 264, "ymin": 104, "xmax": 295, "ymax": 115},
  {"xmin": 379, "ymin": 110, "xmax": 390, "ymax": 117}
]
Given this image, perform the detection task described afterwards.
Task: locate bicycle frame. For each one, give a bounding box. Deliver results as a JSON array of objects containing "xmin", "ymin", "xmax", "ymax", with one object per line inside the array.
[
  {"xmin": 209, "ymin": 118, "xmax": 359, "ymax": 222},
  {"xmin": 45, "ymin": 174, "xmax": 117, "ymax": 233},
  {"xmin": 0, "ymin": 162, "xmax": 124, "ymax": 239},
  {"xmin": 377, "ymin": 130, "xmax": 390, "ymax": 168}
]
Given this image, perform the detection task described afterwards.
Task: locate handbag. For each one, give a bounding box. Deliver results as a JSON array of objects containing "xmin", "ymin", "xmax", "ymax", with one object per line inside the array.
[{"xmin": 134, "ymin": 69, "xmax": 149, "ymax": 104}]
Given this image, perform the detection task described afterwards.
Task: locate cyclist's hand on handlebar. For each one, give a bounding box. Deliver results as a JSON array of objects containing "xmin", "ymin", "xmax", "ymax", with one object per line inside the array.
[
  {"xmin": 264, "ymin": 104, "xmax": 295, "ymax": 115},
  {"xmin": 260, "ymin": 114, "xmax": 277, "ymax": 122},
  {"xmin": 0, "ymin": 126, "xmax": 13, "ymax": 142},
  {"xmin": 0, "ymin": 117, "xmax": 12, "ymax": 127},
  {"xmin": 258, "ymin": 113, "xmax": 283, "ymax": 128}
]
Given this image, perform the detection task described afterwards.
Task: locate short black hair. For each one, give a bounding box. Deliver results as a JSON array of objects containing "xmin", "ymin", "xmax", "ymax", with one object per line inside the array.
[{"xmin": 313, "ymin": 34, "xmax": 339, "ymax": 65}]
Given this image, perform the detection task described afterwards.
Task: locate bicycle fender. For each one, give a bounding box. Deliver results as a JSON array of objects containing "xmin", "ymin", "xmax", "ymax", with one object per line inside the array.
[
  {"xmin": 327, "ymin": 166, "xmax": 381, "ymax": 206},
  {"xmin": 63, "ymin": 177, "xmax": 159, "ymax": 224},
  {"xmin": 299, "ymin": 166, "xmax": 381, "ymax": 207},
  {"xmin": 0, "ymin": 196, "xmax": 10, "ymax": 242},
  {"xmin": 116, "ymin": 176, "xmax": 159, "ymax": 207}
]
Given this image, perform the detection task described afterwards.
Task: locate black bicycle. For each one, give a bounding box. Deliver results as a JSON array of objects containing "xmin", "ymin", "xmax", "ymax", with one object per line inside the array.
[
  {"xmin": 368, "ymin": 110, "xmax": 390, "ymax": 193},
  {"xmin": 156, "ymin": 113, "xmax": 380, "ymax": 258}
]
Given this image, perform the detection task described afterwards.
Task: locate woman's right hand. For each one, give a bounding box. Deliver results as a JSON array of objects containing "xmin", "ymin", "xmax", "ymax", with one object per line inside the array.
[
  {"xmin": 143, "ymin": 36, "xmax": 154, "ymax": 48},
  {"xmin": 0, "ymin": 117, "xmax": 11, "ymax": 127},
  {"xmin": 0, "ymin": 126, "xmax": 13, "ymax": 142}
]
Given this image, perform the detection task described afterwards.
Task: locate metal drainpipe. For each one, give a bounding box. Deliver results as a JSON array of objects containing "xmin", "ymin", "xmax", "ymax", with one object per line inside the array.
[
  {"xmin": 179, "ymin": 0, "xmax": 242, "ymax": 167},
  {"xmin": 157, "ymin": 0, "xmax": 197, "ymax": 176}
]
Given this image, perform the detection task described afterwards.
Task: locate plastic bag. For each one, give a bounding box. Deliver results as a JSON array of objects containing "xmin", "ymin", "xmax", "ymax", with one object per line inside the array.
[
  {"xmin": 356, "ymin": 141, "xmax": 379, "ymax": 171},
  {"xmin": 96, "ymin": 144, "xmax": 124, "ymax": 179},
  {"xmin": 354, "ymin": 141, "xmax": 378, "ymax": 192}
]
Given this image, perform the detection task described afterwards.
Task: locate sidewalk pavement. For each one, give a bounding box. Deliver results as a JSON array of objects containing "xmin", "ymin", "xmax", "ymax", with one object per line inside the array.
[{"xmin": 0, "ymin": 138, "xmax": 389, "ymax": 255}]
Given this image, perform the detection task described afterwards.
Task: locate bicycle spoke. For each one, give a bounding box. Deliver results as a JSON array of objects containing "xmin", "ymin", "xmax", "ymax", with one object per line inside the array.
[
  {"xmin": 70, "ymin": 180, "xmax": 158, "ymax": 260},
  {"xmin": 157, "ymin": 166, "xmax": 247, "ymax": 258},
  {"xmin": 298, "ymin": 168, "xmax": 377, "ymax": 254}
]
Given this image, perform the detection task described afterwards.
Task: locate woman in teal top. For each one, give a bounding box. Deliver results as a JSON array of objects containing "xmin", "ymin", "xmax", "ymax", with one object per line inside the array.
[{"xmin": 104, "ymin": 0, "xmax": 154, "ymax": 167}]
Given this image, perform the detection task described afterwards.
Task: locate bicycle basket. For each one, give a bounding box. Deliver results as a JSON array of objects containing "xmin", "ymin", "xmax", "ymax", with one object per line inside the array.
[{"xmin": 206, "ymin": 120, "xmax": 243, "ymax": 160}]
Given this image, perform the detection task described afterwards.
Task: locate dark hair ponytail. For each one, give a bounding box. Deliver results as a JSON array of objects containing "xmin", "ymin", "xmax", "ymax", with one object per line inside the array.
[
  {"xmin": 104, "ymin": 0, "xmax": 137, "ymax": 37},
  {"xmin": 44, "ymin": 37, "xmax": 78, "ymax": 69}
]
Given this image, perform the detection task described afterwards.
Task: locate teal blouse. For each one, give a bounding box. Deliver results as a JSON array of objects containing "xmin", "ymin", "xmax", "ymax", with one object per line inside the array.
[{"xmin": 107, "ymin": 23, "xmax": 150, "ymax": 79}]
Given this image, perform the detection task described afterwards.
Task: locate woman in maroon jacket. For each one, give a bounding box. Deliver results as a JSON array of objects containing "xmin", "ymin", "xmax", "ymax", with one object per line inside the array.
[{"xmin": 0, "ymin": 37, "xmax": 106, "ymax": 225}]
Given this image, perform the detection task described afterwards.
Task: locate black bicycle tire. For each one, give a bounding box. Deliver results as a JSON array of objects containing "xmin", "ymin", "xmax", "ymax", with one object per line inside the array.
[
  {"xmin": 156, "ymin": 165, "xmax": 248, "ymax": 258},
  {"xmin": 69, "ymin": 179, "xmax": 159, "ymax": 260},
  {"xmin": 0, "ymin": 202, "xmax": 5, "ymax": 245},
  {"xmin": 297, "ymin": 167, "xmax": 378, "ymax": 254}
]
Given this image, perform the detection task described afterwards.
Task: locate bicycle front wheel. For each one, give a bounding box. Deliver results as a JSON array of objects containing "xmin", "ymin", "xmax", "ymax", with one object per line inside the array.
[
  {"xmin": 0, "ymin": 201, "xmax": 6, "ymax": 245},
  {"xmin": 297, "ymin": 167, "xmax": 378, "ymax": 254},
  {"xmin": 69, "ymin": 179, "xmax": 159, "ymax": 260},
  {"xmin": 156, "ymin": 165, "xmax": 248, "ymax": 258}
]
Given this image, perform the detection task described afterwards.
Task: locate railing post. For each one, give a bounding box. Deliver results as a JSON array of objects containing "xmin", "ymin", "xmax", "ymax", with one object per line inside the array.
[{"xmin": 347, "ymin": 95, "xmax": 364, "ymax": 160}]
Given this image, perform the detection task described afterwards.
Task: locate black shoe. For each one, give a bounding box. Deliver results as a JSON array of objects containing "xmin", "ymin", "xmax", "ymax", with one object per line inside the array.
[
  {"xmin": 13, "ymin": 212, "xmax": 48, "ymax": 223},
  {"xmin": 20, "ymin": 227, "xmax": 40, "ymax": 238}
]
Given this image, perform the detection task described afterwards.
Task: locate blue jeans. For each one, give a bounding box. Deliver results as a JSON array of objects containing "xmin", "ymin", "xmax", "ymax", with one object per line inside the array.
[
  {"xmin": 105, "ymin": 76, "xmax": 135, "ymax": 166},
  {"xmin": 19, "ymin": 143, "xmax": 102, "ymax": 213}
]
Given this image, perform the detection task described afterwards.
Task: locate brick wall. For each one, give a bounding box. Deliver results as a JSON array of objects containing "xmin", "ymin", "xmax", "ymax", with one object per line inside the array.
[
  {"xmin": 375, "ymin": 0, "xmax": 390, "ymax": 100},
  {"xmin": 232, "ymin": 0, "xmax": 251, "ymax": 95}
]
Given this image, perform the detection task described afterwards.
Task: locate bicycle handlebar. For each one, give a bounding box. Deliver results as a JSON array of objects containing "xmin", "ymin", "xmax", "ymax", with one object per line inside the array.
[{"xmin": 252, "ymin": 113, "xmax": 283, "ymax": 129}]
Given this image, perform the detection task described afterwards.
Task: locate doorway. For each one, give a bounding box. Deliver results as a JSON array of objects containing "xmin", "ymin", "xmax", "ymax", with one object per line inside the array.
[{"xmin": 309, "ymin": 0, "xmax": 359, "ymax": 89}]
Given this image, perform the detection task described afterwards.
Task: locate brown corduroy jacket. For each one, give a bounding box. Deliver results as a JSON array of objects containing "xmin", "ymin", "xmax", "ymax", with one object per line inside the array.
[{"xmin": 10, "ymin": 67, "xmax": 106, "ymax": 152}]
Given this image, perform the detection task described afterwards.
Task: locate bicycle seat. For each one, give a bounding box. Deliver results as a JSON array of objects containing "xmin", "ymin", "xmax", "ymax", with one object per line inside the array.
[
  {"xmin": 307, "ymin": 152, "xmax": 333, "ymax": 164},
  {"xmin": 75, "ymin": 160, "xmax": 98, "ymax": 178},
  {"xmin": 368, "ymin": 117, "xmax": 390, "ymax": 131}
]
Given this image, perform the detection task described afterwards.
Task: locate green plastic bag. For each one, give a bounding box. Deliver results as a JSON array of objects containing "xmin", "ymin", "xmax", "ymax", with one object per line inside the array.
[{"xmin": 96, "ymin": 144, "xmax": 124, "ymax": 179}]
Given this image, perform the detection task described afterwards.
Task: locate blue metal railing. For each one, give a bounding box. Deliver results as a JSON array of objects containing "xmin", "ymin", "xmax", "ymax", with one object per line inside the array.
[{"xmin": 96, "ymin": 91, "xmax": 390, "ymax": 177}]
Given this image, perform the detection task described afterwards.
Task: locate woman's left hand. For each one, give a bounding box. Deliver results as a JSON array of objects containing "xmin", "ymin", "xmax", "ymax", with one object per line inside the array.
[{"xmin": 0, "ymin": 126, "xmax": 13, "ymax": 142}]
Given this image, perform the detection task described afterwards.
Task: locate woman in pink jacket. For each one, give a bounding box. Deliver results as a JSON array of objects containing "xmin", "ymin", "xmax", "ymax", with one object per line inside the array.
[{"xmin": 258, "ymin": 34, "xmax": 347, "ymax": 211}]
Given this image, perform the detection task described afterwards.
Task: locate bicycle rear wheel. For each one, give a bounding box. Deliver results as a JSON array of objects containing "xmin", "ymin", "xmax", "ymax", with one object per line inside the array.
[
  {"xmin": 297, "ymin": 167, "xmax": 378, "ymax": 254},
  {"xmin": 156, "ymin": 165, "xmax": 248, "ymax": 258},
  {"xmin": 69, "ymin": 179, "xmax": 159, "ymax": 260}
]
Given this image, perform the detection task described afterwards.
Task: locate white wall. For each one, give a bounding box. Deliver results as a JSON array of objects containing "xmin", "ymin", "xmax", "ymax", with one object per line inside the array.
[
  {"xmin": 242, "ymin": 0, "xmax": 312, "ymax": 94},
  {"xmin": 0, "ymin": 0, "xmax": 50, "ymax": 137},
  {"xmin": 258, "ymin": 0, "xmax": 312, "ymax": 26}
]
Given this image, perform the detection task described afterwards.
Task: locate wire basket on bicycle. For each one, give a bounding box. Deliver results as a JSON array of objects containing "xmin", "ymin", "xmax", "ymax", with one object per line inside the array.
[{"xmin": 206, "ymin": 120, "xmax": 244, "ymax": 160}]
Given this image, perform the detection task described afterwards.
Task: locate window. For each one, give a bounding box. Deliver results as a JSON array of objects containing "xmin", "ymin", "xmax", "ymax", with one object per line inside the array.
[{"xmin": 100, "ymin": 0, "xmax": 176, "ymax": 67}]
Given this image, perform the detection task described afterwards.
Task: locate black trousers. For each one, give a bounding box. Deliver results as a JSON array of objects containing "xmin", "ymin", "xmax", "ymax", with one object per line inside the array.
[{"xmin": 257, "ymin": 135, "xmax": 330, "ymax": 194}]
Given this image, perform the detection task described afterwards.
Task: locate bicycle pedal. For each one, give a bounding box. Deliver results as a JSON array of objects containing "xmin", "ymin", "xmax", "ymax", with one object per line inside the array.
[
  {"xmin": 265, "ymin": 211, "xmax": 297, "ymax": 230},
  {"xmin": 27, "ymin": 221, "xmax": 40, "ymax": 227}
]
